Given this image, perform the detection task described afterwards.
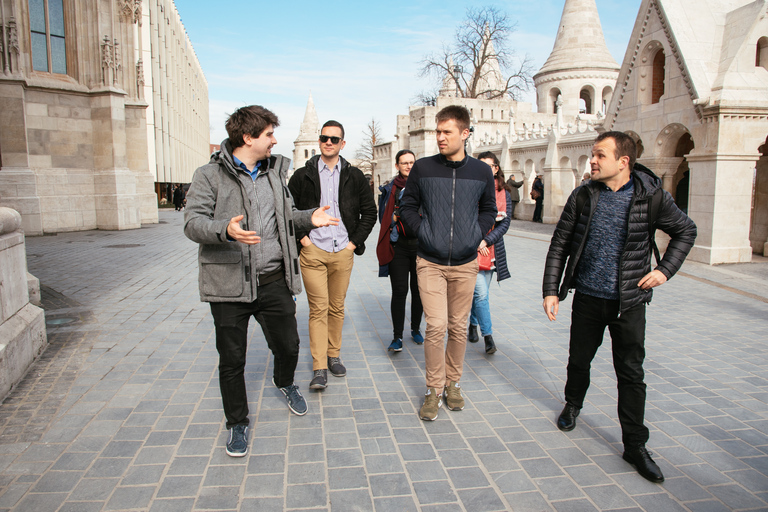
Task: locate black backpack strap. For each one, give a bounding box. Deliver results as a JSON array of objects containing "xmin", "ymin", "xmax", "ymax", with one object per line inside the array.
[{"xmin": 648, "ymin": 188, "xmax": 663, "ymax": 265}]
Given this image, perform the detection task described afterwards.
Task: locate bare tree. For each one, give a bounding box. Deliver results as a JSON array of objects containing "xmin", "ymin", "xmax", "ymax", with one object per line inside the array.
[
  {"xmin": 355, "ymin": 118, "xmax": 383, "ymax": 166},
  {"xmin": 420, "ymin": 6, "xmax": 533, "ymax": 100}
]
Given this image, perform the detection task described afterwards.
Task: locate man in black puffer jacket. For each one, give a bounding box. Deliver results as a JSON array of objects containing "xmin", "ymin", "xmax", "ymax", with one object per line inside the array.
[{"xmin": 542, "ymin": 131, "xmax": 696, "ymax": 484}]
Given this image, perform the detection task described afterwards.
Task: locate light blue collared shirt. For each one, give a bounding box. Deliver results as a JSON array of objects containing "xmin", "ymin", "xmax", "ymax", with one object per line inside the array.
[{"xmin": 309, "ymin": 159, "xmax": 349, "ymax": 252}]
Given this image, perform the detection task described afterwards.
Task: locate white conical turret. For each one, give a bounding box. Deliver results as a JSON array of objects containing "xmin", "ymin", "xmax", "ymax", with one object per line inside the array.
[
  {"xmin": 533, "ymin": 0, "xmax": 620, "ymax": 115},
  {"xmin": 295, "ymin": 92, "xmax": 319, "ymax": 142}
]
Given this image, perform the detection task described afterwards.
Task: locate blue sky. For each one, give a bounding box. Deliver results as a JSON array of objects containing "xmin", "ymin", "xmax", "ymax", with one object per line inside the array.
[{"xmin": 177, "ymin": 0, "xmax": 642, "ymax": 160}]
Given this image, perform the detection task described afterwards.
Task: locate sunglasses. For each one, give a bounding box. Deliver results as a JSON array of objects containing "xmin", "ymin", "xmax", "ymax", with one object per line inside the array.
[{"xmin": 319, "ymin": 135, "xmax": 342, "ymax": 144}]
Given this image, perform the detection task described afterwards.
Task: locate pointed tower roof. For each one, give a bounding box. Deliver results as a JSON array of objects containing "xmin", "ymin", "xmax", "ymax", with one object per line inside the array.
[
  {"xmin": 535, "ymin": 0, "xmax": 619, "ymax": 78},
  {"xmin": 475, "ymin": 32, "xmax": 506, "ymax": 98},
  {"xmin": 295, "ymin": 92, "xmax": 320, "ymax": 142}
]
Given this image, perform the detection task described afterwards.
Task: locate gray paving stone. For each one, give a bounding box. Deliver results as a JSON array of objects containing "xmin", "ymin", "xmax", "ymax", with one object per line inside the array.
[{"xmin": 1, "ymin": 213, "xmax": 765, "ymax": 511}]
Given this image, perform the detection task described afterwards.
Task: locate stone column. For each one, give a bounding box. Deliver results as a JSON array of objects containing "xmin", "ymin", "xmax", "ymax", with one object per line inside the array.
[
  {"xmin": 91, "ymin": 91, "xmax": 141, "ymax": 230},
  {"xmin": 686, "ymin": 153, "xmax": 756, "ymax": 264},
  {"xmin": 542, "ymin": 165, "xmax": 575, "ymax": 223}
]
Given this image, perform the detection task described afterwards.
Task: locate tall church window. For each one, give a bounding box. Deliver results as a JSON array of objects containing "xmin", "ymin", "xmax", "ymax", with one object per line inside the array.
[
  {"xmin": 757, "ymin": 37, "xmax": 768, "ymax": 71},
  {"xmin": 304, "ymin": 149, "xmax": 308, "ymax": 158},
  {"xmin": 29, "ymin": 0, "xmax": 67, "ymax": 74},
  {"xmin": 652, "ymin": 50, "xmax": 665, "ymax": 104},
  {"xmin": 549, "ymin": 88, "xmax": 561, "ymax": 114}
]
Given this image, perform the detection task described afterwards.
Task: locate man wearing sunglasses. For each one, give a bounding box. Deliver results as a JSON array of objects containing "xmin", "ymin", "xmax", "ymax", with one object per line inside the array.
[
  {"xmin": 289, "ymin": 120, "xmax": 377, "ymax": 391},
  {"xmin": 184, "ymin": 105, "xmax": 340, "ymax": 457}
]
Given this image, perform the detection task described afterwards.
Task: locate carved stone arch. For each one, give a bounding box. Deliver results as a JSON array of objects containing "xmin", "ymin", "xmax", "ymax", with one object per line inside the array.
[
  {"xmin": 757, "ymin": 36, "xmax": 768, "ymax": 71},
  {"xmin": 601, "ymin": 86, "xmax": 613, "ymax": 114},
  {"xmin": 654, "ymin": 123, "xmax": 692, "ymax": 158},
  {"xmin": 624, "ymin": 130, "xmax": 644, "ymax": 159},
  {"xmin": 579, "ymin": 85, "xmax": 596, "ymax": 115},
  {"xmin": 637, "ymin": 40, "xmax": 666, "ymax": 105},
  {"xmin": 549, "ymin": 87, "xmax": 561, "ymax": 114},
  {"xmin": 577, "ymin": 154, "xmax": 590, "ymax": 183}
]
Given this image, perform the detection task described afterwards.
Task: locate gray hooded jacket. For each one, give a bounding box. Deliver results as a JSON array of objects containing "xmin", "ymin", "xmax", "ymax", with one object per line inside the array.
[{"xmin": 184, "ymin": 141, "xmax": 314, "ymax": 302}]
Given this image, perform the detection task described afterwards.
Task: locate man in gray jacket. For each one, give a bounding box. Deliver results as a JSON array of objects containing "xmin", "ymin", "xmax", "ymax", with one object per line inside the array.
[{"xmin": 184, "ymin": 105, "xmax": 338, "ymax": 457}]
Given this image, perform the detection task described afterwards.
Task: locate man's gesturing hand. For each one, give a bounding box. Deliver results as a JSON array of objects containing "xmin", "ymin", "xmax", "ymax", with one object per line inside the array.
[
  {"xmin": 227, "ymin": 215, "xmax": 261, "ymax": 245},
  {"xmin": 638, "ymin": 269, "xmax": 667, "ymax": 290},
  {"xmin": 311, "ymin": 205, "xmax": 340, "ymax": 228},
  {"xmin": 543, "ymin": 295, "xmax": 559, "ymax": 321}
]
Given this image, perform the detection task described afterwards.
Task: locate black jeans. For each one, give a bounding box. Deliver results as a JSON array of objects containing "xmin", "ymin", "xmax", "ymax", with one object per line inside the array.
[
  {"xmin": 209, "ymin": 279, "xmax": 300, "ymax": 429},
  {"xmin": 389, "ymin": 240, "xmax": 423, "ymax": 338},
  {"xmin": 565, "ymin": 291, "xmax": 649, "ymax": 447},
  {"xmin": 532, "ymin": 198, "xmax": 543, "ymax": 222}
]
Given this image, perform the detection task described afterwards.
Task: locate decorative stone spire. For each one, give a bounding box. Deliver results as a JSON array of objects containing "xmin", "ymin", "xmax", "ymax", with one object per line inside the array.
[
  {"xmin": 475, "ymin": 27, "xmax": 506, "ymax": 98},
  {"xmin": 295, "ymin": 92, "xmax": 319, "ymax": 142},
  {"xmin": 439, "ymin": 58, "xmax": 458, "ymax": 98},
  {"xmin": 536, "ymin": 0, "xmax": 619, "ymax": 77}
]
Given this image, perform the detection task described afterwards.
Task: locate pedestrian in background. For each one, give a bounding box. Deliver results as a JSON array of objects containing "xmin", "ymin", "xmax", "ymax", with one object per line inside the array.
[{"xmin": 376, "ymin": 149, "xmax": 424, "ymax": 353}]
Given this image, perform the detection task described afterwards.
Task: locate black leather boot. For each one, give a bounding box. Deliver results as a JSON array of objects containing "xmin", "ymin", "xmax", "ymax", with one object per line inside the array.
[
  {"xmin": 468, "ymin": 324, "xmax": 479, "ymax": 343},
  {"xmin": 484, "ymin": 335, "xmax": 496, "ymax": 354}
]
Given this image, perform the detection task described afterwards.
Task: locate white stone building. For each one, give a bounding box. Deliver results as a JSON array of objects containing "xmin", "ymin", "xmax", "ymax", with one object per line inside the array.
[
  {"xmin": 0, "ymin": 0, "xmax": 209, "ymax": 235},
  {"xmin": 372, "ymin": 0, "xmax": 768, "ymax": 264}
]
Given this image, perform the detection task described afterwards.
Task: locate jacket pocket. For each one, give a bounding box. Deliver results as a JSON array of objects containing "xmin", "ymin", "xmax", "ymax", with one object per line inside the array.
[{"xmin": 200, "ymin": 248, "xmax": 243, "ymax": 297}]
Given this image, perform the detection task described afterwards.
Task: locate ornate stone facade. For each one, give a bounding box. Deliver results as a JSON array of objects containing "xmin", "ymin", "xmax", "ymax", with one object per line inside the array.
[
  {"xmin": 370, "ymin": 0, "xmax": 768, "ymax": 264},
  {"xmin": 0, "ymin": 0, "xmax": 209, "ymax": 235}
]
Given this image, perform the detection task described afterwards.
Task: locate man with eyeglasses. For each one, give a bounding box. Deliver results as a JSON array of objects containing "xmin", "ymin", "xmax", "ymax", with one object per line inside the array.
[{"xmin": 289, "ymin": 120, "xmax": 377, "ymax": 390}]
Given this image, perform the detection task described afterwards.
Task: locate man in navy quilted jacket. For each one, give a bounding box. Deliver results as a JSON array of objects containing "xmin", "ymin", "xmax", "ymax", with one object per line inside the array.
[
  {"xmin": 542, "ymin": 131, "xmax": 696, "ymax": 483},
  {"xmin": 400, "ymin": 106, "xmax": 496, "ymax": 421}
]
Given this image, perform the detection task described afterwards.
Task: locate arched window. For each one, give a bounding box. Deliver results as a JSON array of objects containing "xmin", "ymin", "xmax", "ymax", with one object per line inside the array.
[
  {"xmin": 311, "ymin": 150, "xmax": 316, "ymax": 157},
  {"xmin": 757, "ymin": 37, "xmax": 768, "ymax": 71},
  {"xmin": 549, "ymin": 88, "xmax": 561, "ymax": 114},
  {"xmin": 304, "ymin": 149, "xmax": 308, "ymax": 158},
  {"xmin": 652, "ymin": 50, "xmax": 665, "ymax": 104},
  {"xmin": 579, "ymin": 89, "xmax": 592, "ymax": 114},
  {"xmin": 29, "ymin": 0, "xmax": 67, "ymax": 74},
  {"xmin": 602, "ymin": 86, "xmax": 613, "ymax": 114}
]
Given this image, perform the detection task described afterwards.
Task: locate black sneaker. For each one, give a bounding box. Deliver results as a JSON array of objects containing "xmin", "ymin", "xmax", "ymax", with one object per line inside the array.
[
  {"xmin": 225, "ymin": 424, "xmax": 248, "ymax": 457},
  {"xmin": 309, "ymin": 369, "xmax": 327, "ymax": 390},
  {"xmin": 279, "ymin": 383, "xmax": 308, "ymax": 415},
  {"xmin": 623, "ymin": 445, "xmax": 665, "ymax": 483},
  {"xmin": 327, "ymin": 357, "xmax": 346, "ymax": 377}
]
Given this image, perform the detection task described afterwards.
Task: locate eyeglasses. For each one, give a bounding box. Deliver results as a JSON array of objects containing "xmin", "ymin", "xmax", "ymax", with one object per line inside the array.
[{"xmin": 319, "ymin": 135, "xmax": 342, "ymax": 144}]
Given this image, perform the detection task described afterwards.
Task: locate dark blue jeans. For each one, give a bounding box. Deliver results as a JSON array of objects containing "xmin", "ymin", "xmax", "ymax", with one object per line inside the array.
[
  {"xmin": 209, "ymin": 279, "xmax": 300, "ymax": 428},
  {"xmin": 565, "ymin": 291, "xmax": 649, "ymax": 448}
]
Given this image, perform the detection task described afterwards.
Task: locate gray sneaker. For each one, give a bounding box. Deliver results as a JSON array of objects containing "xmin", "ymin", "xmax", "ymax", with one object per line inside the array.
[
  {"xmin": 225, "ymin": 424, "xmax": 248, "ymax": 457},
  {"xmin": 327, "ymin": 356, "xmax": 346, "ymax": 377},
  {"xmin": 279, "ymin": 383, "xmax": 308, "ymax": 415}
]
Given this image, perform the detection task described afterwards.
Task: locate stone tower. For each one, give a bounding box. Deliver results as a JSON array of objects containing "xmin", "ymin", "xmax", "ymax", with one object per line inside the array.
[
  {"xmin": 533, "ymin": 0, "xmax": 620, "ymax": 116},
  {"xmin": 292, "ymin": 93, "xmax": 320, "ymax": 172}
]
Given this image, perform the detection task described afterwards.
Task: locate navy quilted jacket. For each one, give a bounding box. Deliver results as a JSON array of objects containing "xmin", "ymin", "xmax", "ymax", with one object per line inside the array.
[{"xmin": 400, "ymin": 154, "xmax": 497, "ymax": 266}]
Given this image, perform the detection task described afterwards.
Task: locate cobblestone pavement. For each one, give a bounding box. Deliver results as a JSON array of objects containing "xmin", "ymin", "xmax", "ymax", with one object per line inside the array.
[{"xmin": 1, "ymin": 210, "xmax": 766, "ymax": 511}]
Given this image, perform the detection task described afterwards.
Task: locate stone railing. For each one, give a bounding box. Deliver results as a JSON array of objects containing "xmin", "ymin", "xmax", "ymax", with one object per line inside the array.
[{"xmin": 0, "ymin": 207, "xmax": 47, "ymax": 400}]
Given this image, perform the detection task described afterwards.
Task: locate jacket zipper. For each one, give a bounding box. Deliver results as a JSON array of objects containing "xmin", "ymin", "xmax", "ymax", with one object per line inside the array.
[
  {"xmin": 448, "ymin": 167, "xmax": 456, "ymax": 264},
  {"xmin": 617, "ymin": 190, "xmax": 640, "ymax": 315}
]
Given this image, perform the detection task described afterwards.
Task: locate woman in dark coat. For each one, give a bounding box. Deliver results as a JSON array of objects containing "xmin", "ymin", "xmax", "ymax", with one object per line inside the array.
[{"xmin": 469, "ymin": 153, "xmax": 512, "ymax": 354}]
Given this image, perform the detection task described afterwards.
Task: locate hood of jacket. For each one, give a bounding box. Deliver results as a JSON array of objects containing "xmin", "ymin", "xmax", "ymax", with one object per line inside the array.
[
  {"xmin": 630, "ymin": 163, "xmax": 662, "ymax": 200},
  {"xmin": 212, "ymin": 138, "xmax": 290, "ymax": 181}
]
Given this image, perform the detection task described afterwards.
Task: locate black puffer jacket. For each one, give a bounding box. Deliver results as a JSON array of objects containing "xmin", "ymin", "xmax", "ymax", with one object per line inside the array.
[
  {"xmin": 288, "ymin": 155, "xmax": 377, "ymax": 255},
  {"xmin": 542, "ymin": 164, "xmax": 696, "ymax": 312}
]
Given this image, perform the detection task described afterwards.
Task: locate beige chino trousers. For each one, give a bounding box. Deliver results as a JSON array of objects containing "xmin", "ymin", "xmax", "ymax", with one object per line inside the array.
[
  {"xmin": 416, "ymin": 257, "xmax": 478, "ymax": 389},
  {"xmin": 300, "ymin": 243, "xmax": 354, "ymax": 370}
]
